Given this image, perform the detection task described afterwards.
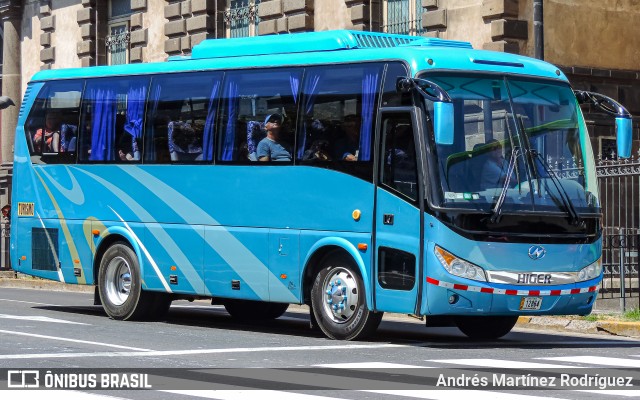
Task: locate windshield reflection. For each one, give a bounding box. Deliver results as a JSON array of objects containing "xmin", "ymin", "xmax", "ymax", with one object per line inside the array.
[{"xmin": 423, "ymin": 73, "xmax": 599, "ymax": 216}]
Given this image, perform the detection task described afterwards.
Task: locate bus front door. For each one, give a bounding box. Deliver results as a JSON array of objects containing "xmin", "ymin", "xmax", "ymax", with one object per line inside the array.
[{"xmin": 374, "ymin": 110, "xmax": 422, "ymax": 314}]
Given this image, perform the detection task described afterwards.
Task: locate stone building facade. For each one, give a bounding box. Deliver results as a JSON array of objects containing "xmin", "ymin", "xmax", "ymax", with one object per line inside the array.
[{"xmin": 0, "ymin": 0, "xmax": 639, "ymax": 268}]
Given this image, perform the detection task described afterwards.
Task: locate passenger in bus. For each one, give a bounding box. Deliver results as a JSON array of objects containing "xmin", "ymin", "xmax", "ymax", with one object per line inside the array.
[
  {"xmin": 257, "ymin": 113, "xmax": 291, "ymax": 162},
  {"xmin": 334, "ymin": 114, "xmax": 361, "ymax": 161},
  {"xmin": 33, "ymin": 111, "xmax": 62, "ymax": 153},
  {"xmin": 168, "ymin": 120, "xmax": 203, "ymax": 161},
  {"xmin": 479, "ymin": 139, "xmax": 516, "ymax": 189},
  {"xmin": 302, "ymin": 119, "xmax": 332, "ymax": 161},
  {"xmin": 117, "ymin": 131, "xmax": 136, "ymax": 161}
]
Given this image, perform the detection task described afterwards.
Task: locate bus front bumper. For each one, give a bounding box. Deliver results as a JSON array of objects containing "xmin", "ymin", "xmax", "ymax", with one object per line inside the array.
[{"xmin": 424, "ymin": 275, "xmax": 601, "ymax": 316}]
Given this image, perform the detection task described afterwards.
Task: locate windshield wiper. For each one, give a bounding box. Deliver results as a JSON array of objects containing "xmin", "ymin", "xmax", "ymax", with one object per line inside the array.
[
  {"xmin": 531, "ymin": 150, "xmax": 581, "ymax": 226},
  {"xmin": 512, "ymin": 113, "xmax": 580, "ymax": 225},
  {"xmin": 490, "ymin": 146, "xmax": 520, "ymax": 224}
]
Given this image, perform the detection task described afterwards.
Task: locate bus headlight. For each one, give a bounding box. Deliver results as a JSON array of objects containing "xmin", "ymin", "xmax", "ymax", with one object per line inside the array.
[
  {"xmin": 434, "ymin": 246, "xmax": 487, "ymax": 282},
  {"xmin": 577, "ymin": 258, "xmax": 602, "ymax": 282}
]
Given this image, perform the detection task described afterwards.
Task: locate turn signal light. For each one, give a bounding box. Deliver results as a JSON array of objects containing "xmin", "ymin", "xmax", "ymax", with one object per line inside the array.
[{"xmin": 357, "ymin": 243, "xmax": 368, "ymax": 251}]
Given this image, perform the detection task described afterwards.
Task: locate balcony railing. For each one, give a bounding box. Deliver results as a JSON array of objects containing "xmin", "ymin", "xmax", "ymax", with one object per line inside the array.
[{"xmin": 224, "ymin": 1, "xmax": 260, "ymax": 38}]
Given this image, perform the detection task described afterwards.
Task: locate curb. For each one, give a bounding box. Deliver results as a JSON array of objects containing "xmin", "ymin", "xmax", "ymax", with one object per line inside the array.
[
  {"xmin": 0, "ymin": 271, "xmax": 93, "ymax": 293},
  {"xmin": 516, "ymin": 316, "xmax": 640, "ymax": 338},
  {"xmin": 2, "ymin": 273, "xmax": 639, "ymax": 339}
]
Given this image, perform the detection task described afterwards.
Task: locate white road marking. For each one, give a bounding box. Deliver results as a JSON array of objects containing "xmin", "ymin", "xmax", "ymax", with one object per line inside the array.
[
  {"xmin": 316, "ymin": 362, "xmax": 434, "ymax": 369},
  {"xmin": 0, "ymin": 343, "xmax": 404, "ymax": 360},
  {"xmin": 0, "ymin": 314, "xmax": 90, "ymax": 325},
  {"xmin": 0, "ymin": 298, "xmax": 61, "ymax": 306},
  {"xmin": 430, "ymin": 358, "xmax": 585, "ymax": 369},
  {"xmin": 0, "ymin": 391, "xmax": 130, "ymax": 400},
  {"xmin": 0, "ymin": 329, "xmax": 153, "ymax": 352},
  {"xmin": 162, "ymin": 390, "xmax": 346, "ymax": 400},
  {"xmin": 366, "ymin": 390, "xmax": 568, "ymax": 400},
  {"xmin": 538, "ymin": 356, "xmax": 640, "ymax": 368},
  {"xmin": 578, "ymin": 390, "xmax": 640, "ymax": 397}
]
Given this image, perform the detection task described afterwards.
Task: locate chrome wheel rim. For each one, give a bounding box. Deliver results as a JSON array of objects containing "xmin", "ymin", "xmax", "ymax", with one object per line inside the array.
[
  {"xmin": 105, "ymin": 256, "xmax": 132, "ymax": 306},
  {"xmin": 321, "ymin": 268, "xmax": 359, "ymax": 323}
]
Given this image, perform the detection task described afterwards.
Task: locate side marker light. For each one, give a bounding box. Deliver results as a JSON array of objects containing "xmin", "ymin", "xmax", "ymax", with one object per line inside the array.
[{"xmin": 352, "ymin": 210, "xmax": 361, "ymax": 221}]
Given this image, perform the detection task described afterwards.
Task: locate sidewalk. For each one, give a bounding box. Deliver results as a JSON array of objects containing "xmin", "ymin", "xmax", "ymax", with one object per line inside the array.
[{"xmin": 1, "ymin": 270, "xmax": 639, "ymax": 339}]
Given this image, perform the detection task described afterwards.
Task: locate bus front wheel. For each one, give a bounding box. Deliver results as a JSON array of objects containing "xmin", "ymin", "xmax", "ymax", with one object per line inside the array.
[
  {"xmin": 311, "ymin": 253, "xmax": 382, "ymax": 340},
  {"xmin": 98, "ymin": 242, "xmax": 169, "ymax": 321},
  {"xmin": 454, "ymin": 316, "xmax": 518, "ymax": 339}
]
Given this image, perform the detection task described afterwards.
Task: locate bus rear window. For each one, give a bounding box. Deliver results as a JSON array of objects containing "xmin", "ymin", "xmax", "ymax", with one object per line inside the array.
[{"xmin": 25, "ymin": 81, "xmax": 83, "ymax": 163}]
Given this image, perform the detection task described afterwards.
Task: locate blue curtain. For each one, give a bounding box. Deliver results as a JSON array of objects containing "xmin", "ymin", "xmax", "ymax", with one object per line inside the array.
[
  {"xmin": 202, "ymin": 78, "xmax": 221, "ymax": 161},
  {"xmin": 297, "ymin": 72, "xmax": 321, "ymax": 158},
  {"xmin": 360, "ymin": 69, "xmax": 381, "ymax": 162},
  {"xmin": 89, "ymin": 85, "xmax": 117, "ymax": 161},
  {"xmin": 145, "ymin": 84, "xmax": 162, "ymax": 161},
  {"xmin": 221, "ymin": 79, "xmax": 239, "ymax": 161},
  {"xmin": 124, "ymin": 81, "xmax": 148, "ymax": 159},
  {"xmin": 290, "ymin": 75, "xmax": 299, "ymax": 105}
]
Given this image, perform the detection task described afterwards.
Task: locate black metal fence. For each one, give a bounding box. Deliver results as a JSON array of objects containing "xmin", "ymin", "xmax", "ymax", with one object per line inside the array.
[
  {"xmin": 596, "ymin": 156, "xmax": 640, "ymax": 231},
  {"xmin": 597, "ymin": 155, "xmax": 640, "ymax": 308},
  {"xmin": 601, "ymin": 229, "xmax": 640, "ymax": 309}
]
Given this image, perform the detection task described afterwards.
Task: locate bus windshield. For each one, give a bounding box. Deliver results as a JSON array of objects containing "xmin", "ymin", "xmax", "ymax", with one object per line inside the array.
[{"xmin": 423, "ymin": 73, "xmax": 599, "ymax": 217}]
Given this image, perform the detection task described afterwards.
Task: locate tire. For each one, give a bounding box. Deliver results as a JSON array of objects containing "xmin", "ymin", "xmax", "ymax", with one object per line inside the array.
[
  {"xmin": 310, "ymin": 253, "xmax": 383, "ymax": 340},
  {"xmin": 98, "ymin": 242, "xmax": 168, "ymax": 321},
  {"xmin": 454, "ymin": 316, "xmax": 518, "ymax": 339},
  {"xmin": 224, "ymin": 299, "xmax": 289, "ymax": 320}
]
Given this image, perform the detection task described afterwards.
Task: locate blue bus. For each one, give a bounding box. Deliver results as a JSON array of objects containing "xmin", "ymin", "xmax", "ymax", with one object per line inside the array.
[{"xmin": 8, "ymin": 30, "xmax": 632, "ymax": 340}]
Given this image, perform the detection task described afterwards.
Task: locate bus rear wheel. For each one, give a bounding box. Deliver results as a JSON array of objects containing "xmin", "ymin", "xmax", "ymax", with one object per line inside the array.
[
  {"xmin": 454, "ymin": 316, "xmax": 518, "ymax": 339},
  {"xmin": 311, "ymin": 253, "xmax": 382, "ymax": 340},
  {"xmin": 98, "ymin": 242, "xmax": 170, "ymax": 321},
  {"xmin": 224, "ymin": 299, "xmax": 289, "ymax": 320}
]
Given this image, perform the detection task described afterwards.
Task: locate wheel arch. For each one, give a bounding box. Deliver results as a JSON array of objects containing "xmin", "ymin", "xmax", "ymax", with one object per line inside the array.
[
  {"xmin": 93, "ymin": 227, "xmax": 143, "ymax": 286},
  {"xmin": 301, "ymin": 238, "xmax": 372, "ymax": 310}
]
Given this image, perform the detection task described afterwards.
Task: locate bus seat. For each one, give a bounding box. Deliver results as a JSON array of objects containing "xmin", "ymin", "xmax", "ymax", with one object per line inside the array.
[
  {"xmin": 60, "ymin": 123, "xmax": 78, "ymax": 152},
  {"xmin": 246, "ymin": 120, "xmax": 265, "ymax": 161}
]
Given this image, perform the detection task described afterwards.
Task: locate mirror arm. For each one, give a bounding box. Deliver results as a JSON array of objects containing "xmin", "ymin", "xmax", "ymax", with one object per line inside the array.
[
  {"xmin": 574, "ymin": 90, "xmax": 631, "ymax": 118},
  {"xmin": 397, "ymin": 77, "xmax": 453, "ymax": 103}
]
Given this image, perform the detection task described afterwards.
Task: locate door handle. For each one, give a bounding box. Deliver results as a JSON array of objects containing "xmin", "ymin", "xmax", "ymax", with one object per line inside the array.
[{"xmin": 383, "ymin": 214, "xmax": 394, "ymax": 225}]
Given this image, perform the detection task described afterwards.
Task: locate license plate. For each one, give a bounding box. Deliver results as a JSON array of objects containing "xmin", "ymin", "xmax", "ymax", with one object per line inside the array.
[{"xmin": 520, "ymin": 296, "xmax": 542, "ymax": 310}]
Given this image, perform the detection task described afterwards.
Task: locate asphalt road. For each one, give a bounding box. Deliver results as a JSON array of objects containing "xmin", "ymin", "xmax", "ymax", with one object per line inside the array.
[{"xmin": 1, "ymin": 287, "xmax": 639, "ymax": 400}]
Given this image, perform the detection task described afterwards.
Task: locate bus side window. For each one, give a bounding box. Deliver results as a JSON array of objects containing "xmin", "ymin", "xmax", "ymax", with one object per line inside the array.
[
  {"xmin": 79, "ymin": 77, "xmax": 149, "ymax": 163},
  {"xmin": 25, "ymin": 81, "xmax": 83, "ymax": 164},
  {"xmin": 145, "ymin": 72, "xmax": 222, "ymax": 163},
  {"xmin": 217, "ymin": 68, "xmax": 302, "ymax": 163},
  {"xmin": 296, "ymin": 63, "xmax": 384, "ymax": 180}
]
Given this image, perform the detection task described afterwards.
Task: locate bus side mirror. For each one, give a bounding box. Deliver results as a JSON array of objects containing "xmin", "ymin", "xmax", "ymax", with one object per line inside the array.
[
  {"xmin": 434, "ymin": 102, "xmax": 454, "ymax": 145},
  {"xmin": 616, "ymin": 117, "xmax": 632, "ymax": 158}
]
